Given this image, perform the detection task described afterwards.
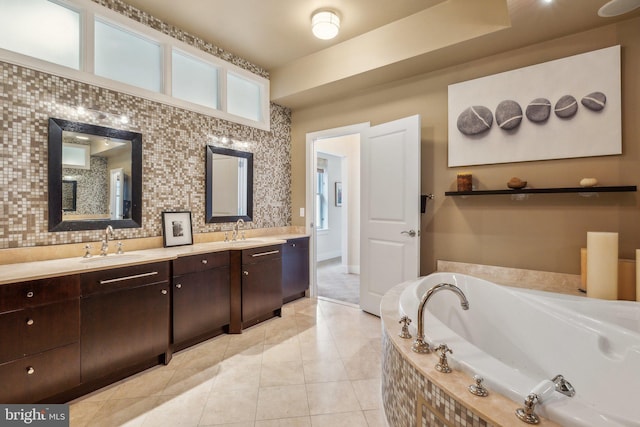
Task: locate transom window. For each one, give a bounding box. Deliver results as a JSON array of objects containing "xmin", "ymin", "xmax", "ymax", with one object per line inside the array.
[{"xmin": 0, "ymin": 0, "xmax": 269, "ymax": 130}]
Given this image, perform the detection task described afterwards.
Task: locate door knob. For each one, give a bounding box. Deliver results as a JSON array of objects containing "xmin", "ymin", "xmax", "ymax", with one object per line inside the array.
[
  {"xmin": 243, "ymin": 271, "xmax": 249, "ymax": 276},
  {"xmin": 161, "ymin": 289, "xmax": 168, "ymax": 295},
  {"xmin": 176, "ymin": 284, "xmax": 182, "ymax": 289},
  {"xmin": 401, "ymin": 230, "xmax": 417, "ymax": 237}
]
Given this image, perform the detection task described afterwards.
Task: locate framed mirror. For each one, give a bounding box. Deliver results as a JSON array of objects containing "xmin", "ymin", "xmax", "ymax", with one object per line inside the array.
[
  {"xmin": 205, "ymin": 145, "xmax": 253, "ymax": 223},
  {"xmin": 48, "ymin": 118, "xmax": 142, "ymax": 231}
]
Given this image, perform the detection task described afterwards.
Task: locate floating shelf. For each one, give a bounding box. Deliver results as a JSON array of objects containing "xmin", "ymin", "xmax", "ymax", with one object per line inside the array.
[{"xmin": 445, "ymin": 185, "xmax": 637, "ymax": 196}]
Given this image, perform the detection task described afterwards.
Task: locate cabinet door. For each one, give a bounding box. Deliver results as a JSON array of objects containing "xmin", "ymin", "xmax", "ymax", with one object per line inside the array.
[
  {"xmin": 173, "ymin": 266, "xmax": 230, "ymax": 343},
  {"xmin": 0, "ymin": 343, "xmax": 80, "ymax": 404},
  {"xmin": 282, "ymin": 238, "xmax": 309, "ymax": 302},
  {"xmin": 81, "ymin": 282, "xmax": 170, "ymax": 382},
  {"xmin": 242, "ymin": 259, "xmax": 282, "ymax": 323}
]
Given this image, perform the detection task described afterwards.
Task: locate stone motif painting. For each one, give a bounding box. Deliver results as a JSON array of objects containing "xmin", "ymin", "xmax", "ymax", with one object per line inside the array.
[{"xmin": 448, "ymin": 45, "xmax": 621, "ymax": 167}]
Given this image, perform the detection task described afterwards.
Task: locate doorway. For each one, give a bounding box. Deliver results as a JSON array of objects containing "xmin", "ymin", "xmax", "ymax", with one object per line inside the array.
[
  {"xmin": 315, "ymin": 137, "xmax": 360, "ymax": 305},
  {"xmin": 306, "ymin": 116, "xmax": 421, "ymax": 315},
  {"xmin": 306, "ymin": 123, "xmax": 368, "ymax": 306}
]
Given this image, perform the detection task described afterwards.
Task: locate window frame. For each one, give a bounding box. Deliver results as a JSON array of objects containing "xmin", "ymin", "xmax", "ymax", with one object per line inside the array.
[{"xmin": 0, "ymin": 0, "xmax": 270, "ymax": 130}]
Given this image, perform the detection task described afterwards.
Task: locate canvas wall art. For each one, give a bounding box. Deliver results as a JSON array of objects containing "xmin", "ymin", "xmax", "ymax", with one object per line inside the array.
[{"xmin": 448, "ymin": 45, "xmax": 621, "ymax": 167}]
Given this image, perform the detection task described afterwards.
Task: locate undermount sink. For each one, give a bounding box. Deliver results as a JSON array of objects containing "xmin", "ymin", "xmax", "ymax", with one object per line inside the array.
[
  {"xmin": 79, "ymin": 253, "xmax": 146, "ymax": 264},
  {"xmin": 228, "ymin": 238, "xmax": 273, "ymax": 244}
]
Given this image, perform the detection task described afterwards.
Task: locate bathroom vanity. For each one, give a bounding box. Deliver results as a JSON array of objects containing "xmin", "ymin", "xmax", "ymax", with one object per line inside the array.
[{"xmin": 0, "ymin": 234, "xmax": 309, "ymax": 404}]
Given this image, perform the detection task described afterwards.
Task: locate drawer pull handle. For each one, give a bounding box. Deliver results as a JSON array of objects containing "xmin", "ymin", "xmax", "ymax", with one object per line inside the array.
[
  {"xmin": 26, "ymin": 319, "xmax": 34, "ymax": 326},
  {"xmin": 243, "ymin": 271, "xmax": 249, "ymax": 276},
  {"xmin": 161, "ymin": 289, "xmax": 168, "ymax": 295},
  {"xmin": 26, "ymin": 367, "xmax": 35, "ymax": 375},
  {"xmin": 201, "ymin": 259, "xmax": 208, "ymax": 264},
  {"xmin": 292, "ymin": 243, "xmax": 296, "ymax": 247},
  {"xmin": 251, "ymin": 250, "xmax": 280, "ymax": 258},
  {"xmin": 176, "ymin": 284, "xmax": 182, "ymax": 289},
  {"xmin": 99, "ymin": 271, "xmax": 158, "ymax": 285},
  {"xmin": 26, "ymin": 291, "xmax": 34, "ymax": 298}
]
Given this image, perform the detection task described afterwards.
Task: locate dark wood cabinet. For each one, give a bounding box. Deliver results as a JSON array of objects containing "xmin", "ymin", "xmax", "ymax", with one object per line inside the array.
[
  {"xmin": 0, "ymin": 275, "xmax": 81, "ymax": 403},
  {"xmin": 172, "ymin": 251, "xmax": 230, "ymax": 347},
  {"xmin": 240, "ymin": 245, "xmax": 283, "ymax": 328},
  {"xmin": 282, "ymin": 237, "xmax": 309, "ymax": 303},
  {"xmin": 80, "ymin": 262, "xmax": 170, "ymax": 383}
]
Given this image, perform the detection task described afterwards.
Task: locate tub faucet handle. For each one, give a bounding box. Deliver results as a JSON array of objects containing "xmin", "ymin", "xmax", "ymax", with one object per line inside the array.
[
  {"xmin": 515, "ymin": 393, "xmax": 540, "ymax": 424},
  {"xmin": 398, "ymin": 316, "xmax": 412, "ymax": 339},
  {"xmin": 434, "ymin": 344, "xmax": 453, "ymax": 373},
  {"xmin": 469, "ymin": 375, "xmax": 489, "ymax": 397}
]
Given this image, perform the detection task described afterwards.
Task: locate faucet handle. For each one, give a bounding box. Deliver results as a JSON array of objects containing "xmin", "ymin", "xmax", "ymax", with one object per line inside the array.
[
  {"xmin": 398, "ymin": 316, "xmax": 412, "ymax": 339},
  {"xmin": 434, "ymin": 344, "xmax": 453, "ymax": 373},
  {"xmin": 83, "ymin": 244, "xmax": 92, "ymax": 258},
  {"xmin": 116, "ymin": 241, "xmax": 124, "ymax": 255},
  {"xmin": 469, "ymin": 375, "xmax": 489, "ymax": 397},
  {"xmin": 515, "ymin": 393, "xmax": 540, "ymax": 424}
]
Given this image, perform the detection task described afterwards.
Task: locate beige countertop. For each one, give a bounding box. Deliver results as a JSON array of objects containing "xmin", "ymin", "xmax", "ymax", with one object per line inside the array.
[{"xmin": 0, "ymin": 234, "xmax": 308, "ymax": 285}]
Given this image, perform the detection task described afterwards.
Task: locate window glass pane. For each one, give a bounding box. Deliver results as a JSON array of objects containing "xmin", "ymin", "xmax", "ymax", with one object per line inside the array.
[
  {"xmin": 0, "ymin": 0, "xmax": 80, "ymax": 69},
  {"xmin": 227, "ymin": 72, "xmax": 262, "ymax": 122},
  {"xmin": 172, "ymin": 50, "xmax": 218, "ymax": 109},
  {"xmin": 95, "ymin": 19, "xmax": 162, "ymax": 92}
]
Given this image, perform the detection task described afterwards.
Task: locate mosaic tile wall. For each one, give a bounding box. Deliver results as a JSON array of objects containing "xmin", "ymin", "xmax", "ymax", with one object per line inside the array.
[
  {"xmin": 0, "ymin": 2, "xmax": 291, "ymax": 249},
  {"xmin": 382, "ymin": 329, "xmax": 495, "ymax": 427}
]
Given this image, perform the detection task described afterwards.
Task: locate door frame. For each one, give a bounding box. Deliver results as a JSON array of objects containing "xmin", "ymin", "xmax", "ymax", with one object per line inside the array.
[{"xmin": 305, "ymin": 122, "xmax": 369, "ymax": 299}]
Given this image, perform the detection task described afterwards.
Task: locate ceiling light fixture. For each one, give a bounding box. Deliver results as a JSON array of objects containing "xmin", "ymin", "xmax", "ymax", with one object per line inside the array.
[
  {"xmin": 311, "ymin": 9, "xmax": 340, "ymax": 40},
  {"xmin": 598, "ymin": 0, "xmax": 640, "ymax": 17}
]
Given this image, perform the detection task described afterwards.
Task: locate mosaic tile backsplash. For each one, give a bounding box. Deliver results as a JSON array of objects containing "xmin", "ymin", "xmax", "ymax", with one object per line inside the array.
[{"xmin": 0, "ymin": 2, "xmax": 291, "ymax": 250}]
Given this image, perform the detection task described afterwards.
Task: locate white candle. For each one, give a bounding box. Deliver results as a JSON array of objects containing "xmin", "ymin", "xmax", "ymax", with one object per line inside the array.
[
  {"xmin": 636, "ymin": 250, "xmax": 640, "ymax": 302},
  {"xmin": 586, "ymin": 232, "xmax": 618, "ymax": 300}
]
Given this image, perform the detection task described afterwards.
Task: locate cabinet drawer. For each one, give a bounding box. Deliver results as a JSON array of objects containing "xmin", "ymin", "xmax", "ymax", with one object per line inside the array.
[
  {"xmin": 81, "ymin": 261, "xmax": 170, "ymax": 296},
  {"xmin": 0, "ymin": 299, "xmax": 80, "ymax": 364},
  {"xmin": 0, "ymin": 275, "xmax": 80, "ymax": 312},
  {"xmin": 0, "ymin": 343, "xmax": 80, "ymax": 404},
  {"xmin": 241, "ymin": 245, "xmax": 282, "ymax": 264},
  {"xmin": 173, "ymin": 251, "xmax": 229, "ymax": 276},
  {"xmin": 285, "ymin": 237, "xmax": 309, "ymax": 250}
]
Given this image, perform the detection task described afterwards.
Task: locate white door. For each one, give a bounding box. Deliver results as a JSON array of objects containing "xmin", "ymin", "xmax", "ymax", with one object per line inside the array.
[{"xmin": 360, "ymin": 115, "xmax": 421, "ymax": 316}]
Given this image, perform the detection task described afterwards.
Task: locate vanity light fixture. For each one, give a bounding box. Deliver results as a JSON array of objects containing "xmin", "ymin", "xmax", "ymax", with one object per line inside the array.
[
  {"xmin": 76, "ymin": 105, "xmax": 130, "ymax": 126},
  {"xmin": 311, "ymin": 9, "xmax": 340, "ymax": 40}
]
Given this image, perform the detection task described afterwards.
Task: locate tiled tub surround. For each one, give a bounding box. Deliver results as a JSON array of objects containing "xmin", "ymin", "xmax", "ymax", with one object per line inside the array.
[
  {"xmin": 380, "ymin": 282, "xmax": 561, "ymax": 427},
  {"xmin": 1, "ymin": 0, "xmax": 291, "ymax": 250}
]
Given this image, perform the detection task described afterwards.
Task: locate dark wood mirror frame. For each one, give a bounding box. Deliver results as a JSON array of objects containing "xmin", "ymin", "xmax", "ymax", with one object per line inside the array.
[
  {"xmin": 48, "ymin": 118, "xmax": 143, "ymax": 232},
  {"xmin": 205, "ymin": 145, "xmax": 253, "ymax": 224}
]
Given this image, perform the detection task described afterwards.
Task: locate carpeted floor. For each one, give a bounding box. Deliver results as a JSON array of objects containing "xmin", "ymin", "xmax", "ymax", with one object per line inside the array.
[{"xmin": 317, "ymin": 257, "xmax": 360, "ymax": 305}]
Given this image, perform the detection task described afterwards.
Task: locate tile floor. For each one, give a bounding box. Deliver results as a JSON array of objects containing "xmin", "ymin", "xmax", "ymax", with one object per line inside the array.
[{"xmin": 69, "ymin": 297, "xmax": 388, "ymax": 427}]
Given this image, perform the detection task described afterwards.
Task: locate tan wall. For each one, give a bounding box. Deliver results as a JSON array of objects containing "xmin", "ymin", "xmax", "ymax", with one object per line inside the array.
[{"xmin": 290, "ymin": 17, "xmax": 640, "ymax": 276}]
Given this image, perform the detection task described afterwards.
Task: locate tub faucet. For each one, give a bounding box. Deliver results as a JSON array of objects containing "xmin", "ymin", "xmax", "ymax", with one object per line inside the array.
[
  {"xmin": 412, "ymin": 283, "xmax": 469, "ymax": 353},
  {"xmin": 101, "ymin": 225, "xmax": 114, "ymax": 256}
]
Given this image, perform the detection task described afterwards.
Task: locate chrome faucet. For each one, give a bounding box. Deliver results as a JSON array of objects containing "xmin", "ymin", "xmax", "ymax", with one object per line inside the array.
[
  {"xmin": 412, "ymin": 283, "xmax": 469, "ymax": 353},
  {"xmin": 101, "ymin": 225, "xmax": 114, "ymax": 256},
  {"xmin": 232, "ymin": 218, "xmax": 245, "ymax": 241}
]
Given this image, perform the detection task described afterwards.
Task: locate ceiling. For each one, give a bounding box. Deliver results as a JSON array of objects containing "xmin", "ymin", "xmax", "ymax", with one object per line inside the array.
[{"xmin": 122, "ymin": 0, "xmax": 640, "ymax": 109}]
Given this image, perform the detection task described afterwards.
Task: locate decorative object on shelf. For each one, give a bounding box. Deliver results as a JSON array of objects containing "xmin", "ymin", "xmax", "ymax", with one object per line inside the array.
[
  {"xmin": 580, "ymin": 177, "xmax": 598, "ymax": 187},
  {"xmin": 161, "ymin": 211, "xmax": 193, "ymax": 247},
  {"xmin": 581, "ymin": 91, "xmax": 607, "ymax": 111},
  {"xmin": 580, "ymin": 248, "xmax": 587, "ymax": 292},
  {"xmin": 495, "ymin": 100, "xmax": 523, "ymax": 130},
  {"xmin": 586, "ymin": 231, "xmax": 618, "ymax": 300},
  {"xmin": 525, "ymin": 98, "xmax": 552, "ymax": 123},
  {"xmin": 618, "ymin": 259, "xmax": 636, "ymax": 301},
  {"xmin": 457, "ymin": 173, "xmax": 473, "ymax": 191},
  {"xmin": 448, "ymin": 46, "xmax": 621, "ymax": 167},
  {"xmin": 507, "ymin": 177, "xmax": 527, "ymax": 189}
]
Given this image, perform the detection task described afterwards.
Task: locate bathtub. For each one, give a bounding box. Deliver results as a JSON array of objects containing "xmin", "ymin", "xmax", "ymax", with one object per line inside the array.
[{"xmin": 398, "ymin": 272, "xmax": 640, "ymax": 427}]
